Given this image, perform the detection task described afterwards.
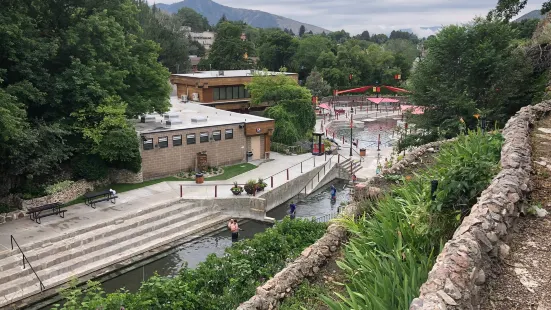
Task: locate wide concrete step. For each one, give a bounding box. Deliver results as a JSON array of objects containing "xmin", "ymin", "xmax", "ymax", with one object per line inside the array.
[
  {"xmin": 0, "ymin": 211, "xmax": 228, "ymax": 300},
  {"xmin": 0, "ymin": 204, "xmax": 204, "ymax": 284},
  {"xmin": 0, "ymin": 198, "xmax": 186, "ymax": 261}
]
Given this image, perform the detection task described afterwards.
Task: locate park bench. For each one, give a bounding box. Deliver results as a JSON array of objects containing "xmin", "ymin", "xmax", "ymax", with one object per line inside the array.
[
  {"xmin": 26, "ymin": 202, "xmax": 65, "ymax": 224},
  {"xmin": 84, "ymin": 189, "xmax": 118, "ymax": 209}
]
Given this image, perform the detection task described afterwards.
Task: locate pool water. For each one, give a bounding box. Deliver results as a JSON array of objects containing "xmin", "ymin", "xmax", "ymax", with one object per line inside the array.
[{"xmin": 336, "ymin": 117, "xmax": 398, "ymax": 148}]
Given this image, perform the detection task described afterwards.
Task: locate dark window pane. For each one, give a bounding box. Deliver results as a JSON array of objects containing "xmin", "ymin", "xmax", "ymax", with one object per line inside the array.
[
  {"xmin": 220, "ymin": 87, "xmax": 226, "ymax": 100},
  {"xmin": 158, "ymin": 136, "xmax": 168, "ymax": 148},
  {"xmin": 214, "ymin": 88, "xmax": 220, "ymax": 101},
  {"xmin": 239, "ymin": 86, "xmax": 245, "ymax": 98},
  {"xmin": 244, "ymin": 88, "xmax": 250, "ymax": 98},
  {"xmin": 200, "ymin": 132, "xmax": 209, "ymax": 143},
  {"xmin": 233, "ymin": 86, "xmax": 239, "ymax": 99},
  {"xmin": 212, "ymin": 130, "xmax": 221, "ymax": 141},
  {"xmin": 187, "ymin": 134, "xmax": 196, "ymax": 145},
  {"xmin": 173, "ymin": 135, "xmax": 182, "ymax": 146},
  {"xmin": 226, "ymin": 87, "xmax": 232, "ymax": 100},
  {"xmin": 143, "ymin": 138, "xmax": 153, "ymax": 150},
  {"xmin": 225, "ymin": 129, "xmax": 233, "ymax": 139}
]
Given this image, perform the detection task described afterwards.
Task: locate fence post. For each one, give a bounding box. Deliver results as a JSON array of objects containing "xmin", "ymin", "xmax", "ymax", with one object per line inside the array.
[
  {"xmin": 350, "ymin": 161, "xmax": 353, "ymax": 174},
  {"xmin": 180, "ymin": 185, "xmax": 183, "ymax": 198},
  {"xmin": 318, "ymin": 172, "xmax": 320, "ymax": 182},
  {"xmin": 338, "ymin": 154, "xmax": 340, "ymax": 164},
  {"xmin": 342, "ymin": 136, "xmax": 344, "ymax": 144},
  {"xmin": 271, "ymin": 176, "xmax": 274, "ymax": 188},
  {"xmin": 314, "ymin": 157, "xmax": 316, "ymax": 167},
  {"xmin": 301, "ymin": 162, "xmax": 303, "ymax": 173},
  {"xmin": 325, "ymin": 152, "xmax": 327, "ymax": 161},
  {"xmin": 287, "ymin": 169, "xmax": 289, "ymax": 180},
  {"xmin": 324, "ymin": 165, "xmax": 326, "ymax": 175},
  {"xmin": 215, "ymin": 185, "xmax": 217, "ymax": 198}
]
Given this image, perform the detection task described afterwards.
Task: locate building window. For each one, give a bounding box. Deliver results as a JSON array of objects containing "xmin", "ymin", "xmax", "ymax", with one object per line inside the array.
[
  {"xmin": 158, "ymin": 136, "xmax": 168, "ymax": 148},
  {"xmin": 219, "ymin": 87, "xmax": 226, "ymax": 100},
  {"xmin": 239, "ymin": 86, "xmax": 245, "ymax": 98},
  {"xmin": 233, "ymin": 86, "xmax": 239, "ymax": 99},
  {"xmin": 225, "ymin": 129, "xmax": 233, "ymax": 140},
  {"xmin": 225, "ymin": 86, "xmax": 232, "ymax": 100},
  {"xmin": 214, "ymin": 88, "xmax": 220, "ymax": 101},
  {"xmin": 212, "ymin": 130, "xmax": 221, "ymax": 141},
  {"xmin": 173, "ymin": 135, "xmax": 182, "ymax": 146},
  {"xmin": 187, "ymin": 134, "xmax": 196, "ymax": 145},
  {"xmin": 143, "ymin": 138, "xmax": 153, "ymax": 150},
  {"xmin": 245, "ymin": 88, "xmax": 250, "ymax": 98},
  {"xmin": 200, "ymin": 132, "xmax": 209, "ymax": 143}
]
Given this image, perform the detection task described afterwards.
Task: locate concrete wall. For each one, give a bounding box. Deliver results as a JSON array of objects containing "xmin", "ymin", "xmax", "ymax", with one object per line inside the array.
[
  {"xmin": 259, "ymin": 165, "xmax": 325, "ymax": 211},
  {"xmin": 180, "ymin": 197, "xmax": 268, "ymax": 222}
]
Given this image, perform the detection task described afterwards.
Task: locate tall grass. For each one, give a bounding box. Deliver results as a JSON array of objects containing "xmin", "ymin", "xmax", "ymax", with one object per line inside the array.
[{"xmin": 324, "ymin": 129, "xmax": 503, "ymax": 310}]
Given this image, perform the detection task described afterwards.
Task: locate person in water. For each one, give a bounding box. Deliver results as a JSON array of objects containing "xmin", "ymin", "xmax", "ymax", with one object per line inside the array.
[
  {"xmin": 228, "ymin": 219, "xmax": 239, "ymax": 242},
  {"xmin": 289, "ymin": 202, "xmax": 297, "ymax": 219},
  {"xmin": 330, "ymin": 184, "xmax": 337, "ymax": 200}
]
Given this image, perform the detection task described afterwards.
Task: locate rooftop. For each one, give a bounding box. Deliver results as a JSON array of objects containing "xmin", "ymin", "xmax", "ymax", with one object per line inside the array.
[
  {"xmin": 172, "ymin": 70, "xmax": 297, "ymax": 79},
  {"xmin": 134, "ymin": 97, "xmax": 272, "ymax": 134}
]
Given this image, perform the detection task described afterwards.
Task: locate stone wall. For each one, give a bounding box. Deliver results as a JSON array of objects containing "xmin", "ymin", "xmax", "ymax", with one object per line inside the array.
[
  {"xmin": 381, "ymin": 138, "xmax": 454, "ymax": 175},
  {"xmin": 410, "ymin": 101, "xmax": 551, "ymax": 310}
]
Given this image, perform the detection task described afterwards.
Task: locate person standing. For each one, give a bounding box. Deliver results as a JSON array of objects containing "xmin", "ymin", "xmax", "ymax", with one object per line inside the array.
[
  {"xmin": 228, "ymin": 219, "xmax": 239, "ymax": 242},
  {"xmin": 330, "ymin": 184, "xmax": 337, "ymax": 201},
  {"xmin": 289, "ymin": 202, "xmax": 297, "ymax": 220}
]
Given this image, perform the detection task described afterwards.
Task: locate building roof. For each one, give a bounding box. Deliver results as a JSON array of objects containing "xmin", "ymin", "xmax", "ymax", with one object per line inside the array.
[
  {"xmin": 134, "ymin": 97, "xmax": 272, "ymax": 134},
  {"xmin": 189, "ymin": 56, "xmax": 201, "ymax": 66},
  {"xmin": 172, "ymin": 70, "xmax": 297, "ymax": 79}
]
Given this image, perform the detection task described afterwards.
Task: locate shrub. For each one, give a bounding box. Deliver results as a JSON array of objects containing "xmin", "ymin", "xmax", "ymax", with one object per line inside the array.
[
  {"xmin": 52, "ymin": 218, "xmax": 326, "ymax": 310},
  {"xmin": 44, "ymin": 180, "xmax": 75, "ymax": 196},
  {"xmin": 325, "ymin": 129, "xmax": 503, "ymax": 309},
  {"xmin": 72, "ymin": 155, "xmax": 108, "ymax": 181},
  {"xmin": 97, "ymin": 128, "xmax": 142, "ymax": 173}
]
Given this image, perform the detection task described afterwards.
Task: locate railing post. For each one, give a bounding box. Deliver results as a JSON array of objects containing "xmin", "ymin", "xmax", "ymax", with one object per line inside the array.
[
  {"xmin": 301, "ymin": 162, "xmax": 303, "ymax": 173},
  {"xmin": 314, "ymin": 157, "xmax": 316, "ymax": 167},
  {"xmin": 180, "ymin": 185, "xmax": 182, "ymax": 198},
  {"xmin": 318, "ymin": 172, "xmax": 320, "ymax": 182},
  {"xmin": 338, "ymin": 154, "xmax": 340, "ymax": 164},
  {"xmin": 324, "ymin": 165, "xmax": 326, "ymax": 175},
  {"xmin": 215, "ymin": 185, "xmax": 217, "ymax": 198},
  {"xmin": 350, "ymin": 161, "xmax": 353, "ymax": 174},
  {"xmin": 325, "ymin": 152, "xmax": 327, "ymax": 161},
  {"xmin": 286, "ymin": 169, "xmax": 289, "ymax": 180},
  {"xmin": 271, "ymin": 176, "xmax": 274, "ymax": 188}
]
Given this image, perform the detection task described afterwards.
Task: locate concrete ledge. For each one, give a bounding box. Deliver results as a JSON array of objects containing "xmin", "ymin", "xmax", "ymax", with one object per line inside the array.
[{"xmin": 410, "ymin": 101, "xmax": 551, "ymax": 310}]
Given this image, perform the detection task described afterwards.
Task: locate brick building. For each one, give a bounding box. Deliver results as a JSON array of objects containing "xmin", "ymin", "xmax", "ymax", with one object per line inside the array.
[
  {"xmin": 170, "ymin": 70, "xmax": 299, "ymax": 112},
  {"xmin": 135, "ymin": 98, "xmax": 274, "ymax": 180}
]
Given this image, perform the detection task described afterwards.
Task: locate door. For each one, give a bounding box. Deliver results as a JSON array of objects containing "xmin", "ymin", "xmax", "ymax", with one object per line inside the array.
[{"xmin": 251, "ymin": 136, "xmax": 261, "ymax": 160}]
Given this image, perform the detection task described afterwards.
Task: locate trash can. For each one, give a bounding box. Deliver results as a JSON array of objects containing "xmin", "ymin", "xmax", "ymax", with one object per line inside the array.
[
  {"xmin": 265, "ymin": 152, "xmax": 270, "ymax": 159},
  {"xmin": 195, "ymin": 173, "xmax": 204, "ymax": 184},
  {"xmin": 247, "ymin": 151, "xmax": 253, "ymax": 158},
  {"xmin": 360, "ymin": 148, "xmax": 366, "ymax": 156}
]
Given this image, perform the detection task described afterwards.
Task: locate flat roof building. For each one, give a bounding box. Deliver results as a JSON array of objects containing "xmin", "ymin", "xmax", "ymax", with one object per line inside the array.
[
  {"xmin": 134, "ymin": 97, "xmax": 274, "ymax": 180},
  {"xmin": 170, "ymin": 70, "xmax": 299, "ymax": 112}
]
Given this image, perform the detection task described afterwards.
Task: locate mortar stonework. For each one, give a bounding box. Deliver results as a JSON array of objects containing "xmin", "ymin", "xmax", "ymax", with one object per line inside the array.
[{"xmin": 410, "ymin": 101, "xmax": 551, "ymax": 310}]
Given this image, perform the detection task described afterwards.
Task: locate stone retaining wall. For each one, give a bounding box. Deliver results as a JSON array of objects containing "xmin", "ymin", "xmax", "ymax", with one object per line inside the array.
[
  {"xmin": 381, "ymin": 138, "xmax": 454, "ymax": 175},
  {"xmin": 410, "ymin": 101, "xmax": 551, "ymax": 310}
]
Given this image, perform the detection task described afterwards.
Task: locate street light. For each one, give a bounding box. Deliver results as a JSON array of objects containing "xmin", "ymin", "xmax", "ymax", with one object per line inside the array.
[{"xmin": 349, "ymin": 106, "xmax": 354, "ymax": 157}]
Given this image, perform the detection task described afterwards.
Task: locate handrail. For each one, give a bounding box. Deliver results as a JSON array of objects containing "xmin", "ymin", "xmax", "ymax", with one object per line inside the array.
[
  {"xmin": 10, "ymin": 235, "xmax": 45, "ymax": 292},
  {"xmin": 299, "ymin": 154, "xmax": 336, "ymax": 196},
  {"xmin": 261, "ymin": 155, "xmax": 317, "ymax": 182}
]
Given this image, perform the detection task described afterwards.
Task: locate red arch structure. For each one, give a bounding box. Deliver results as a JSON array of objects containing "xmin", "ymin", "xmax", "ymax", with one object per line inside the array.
[{"xmin": 334, "ymin": 85, "xmax": 410, "ymax": 95}]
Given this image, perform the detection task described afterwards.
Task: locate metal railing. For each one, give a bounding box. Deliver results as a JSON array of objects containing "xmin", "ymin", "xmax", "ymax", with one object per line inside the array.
[
  {"xmin": 299, "ymin": 154, "xmax": 337, "ymax": 196},
  {"xmin": 10, "ymin": 235, "xmax": 45, "ymax": 291},
  {"xmin": 315, "ymin": 206, "xmax": 346, "ymax": 223}
]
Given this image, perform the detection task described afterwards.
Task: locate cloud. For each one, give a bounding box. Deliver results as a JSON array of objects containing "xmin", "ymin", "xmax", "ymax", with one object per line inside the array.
[{"xmin": 154, "ymin": 0, "xmax": 547, "ymax": 35}]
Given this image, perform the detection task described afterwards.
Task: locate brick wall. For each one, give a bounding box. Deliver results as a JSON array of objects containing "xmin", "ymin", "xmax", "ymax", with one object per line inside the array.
[{"xmin": 141, "ymin": 124, "xmax": 248, "ymax": 179}]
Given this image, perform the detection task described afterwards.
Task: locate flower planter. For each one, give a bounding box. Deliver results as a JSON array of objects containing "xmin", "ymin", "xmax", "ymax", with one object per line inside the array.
[
  {"xmin": 231, "ymin": 188, "xmax": 243, "ymax": 195},
  {"xmin": 195, "ymin": 173, "xmax": 204, "ymax": 184}
]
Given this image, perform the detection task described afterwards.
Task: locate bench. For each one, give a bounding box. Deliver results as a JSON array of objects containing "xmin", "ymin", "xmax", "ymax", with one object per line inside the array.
[
  {"xmin": 26, "ymin": 202, "xmax": 66, "ymax": 224},
  {"xmin": 84, "ymin": 190, "xmax": 118, "ymax": 209}
]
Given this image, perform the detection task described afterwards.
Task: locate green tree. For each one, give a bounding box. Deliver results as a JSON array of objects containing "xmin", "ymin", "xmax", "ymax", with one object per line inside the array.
[
  {"xmin": 328, "ymin": 30, "xmax": 350, "ymax": 43},
  {"xmin": 175, "ymin": 7, "xmax": 210, "ymax": 31},
  {"xmin": 246, "ymin": 70, "xmax": 315, "ymax": 144},
  {"xmin": 511, "ymin": 18, "xmax": 540, "ymax": 39},
  {"xmin": 410, "ymin": 19, "xmax": 537, "ymax": 135},
  {"xmin": 257, "ymin": 29, "xmax": 298, "ymax": 71},
  {"xmin": 209, "ymin": 22, "xmax": 253, "ymax": 70},
  {"xmin": 299, "ymin": 25, "xmax": 306, "ymax": 37},
  {"xmin": 305, "ymin": 69, "xmax": 331, "ymax": 97},
  {"xmin": 370, "ymin": 33, "xmax": 389, "ymax": 44},
  {"xmin": 292, "ymin": 35, "xmax": 333, "ymax": 77}
]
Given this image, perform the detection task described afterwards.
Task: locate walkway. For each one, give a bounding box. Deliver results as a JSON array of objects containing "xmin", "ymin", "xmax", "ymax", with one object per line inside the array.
[{"xmin": 480, "ymin": 116, "xmax": 551, "ymax": 309}]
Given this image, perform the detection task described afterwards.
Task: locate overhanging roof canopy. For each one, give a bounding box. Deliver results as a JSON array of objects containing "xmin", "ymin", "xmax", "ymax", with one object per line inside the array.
[{"xmin": 336, "ymin": 85, "xmax": 411, "ymax": 95}]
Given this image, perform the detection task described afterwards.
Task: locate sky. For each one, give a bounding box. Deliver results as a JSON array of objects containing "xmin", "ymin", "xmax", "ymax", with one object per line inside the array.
[{"xmin": 155, "ymin": 0, "xmax": 547, "ymax": 36}]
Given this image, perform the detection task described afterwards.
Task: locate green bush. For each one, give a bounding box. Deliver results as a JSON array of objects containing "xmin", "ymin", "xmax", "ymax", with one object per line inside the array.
[
  {"xmin": 52, "ymin": 217, "xmax": 327, "ymax": 310},
  {"xmin": 71, "ymin": 155, "xmax": 108, "ymax": 181},
  {"xmin": 325, "ymin": 129, "xmax": 503, "ymax": 310},
  {"xmin": 44, "ymin": 180, "xmax": 75, "ymax": 196},
  {"xmin": 98, "ymin": 128, "xmax": 142, "ymax": 173}
]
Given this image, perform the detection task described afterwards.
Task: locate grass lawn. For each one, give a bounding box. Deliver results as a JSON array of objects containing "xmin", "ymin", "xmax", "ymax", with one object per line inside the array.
[
  {"xmin": 62, "ymin": 164, "xmax": 256, "ymax": 207},
  {"xmin": 205, "ymin": 163, "xmax": 256, "ymax": 181}
]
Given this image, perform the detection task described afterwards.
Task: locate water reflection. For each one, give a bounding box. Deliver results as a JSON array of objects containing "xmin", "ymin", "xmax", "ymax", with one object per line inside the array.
[{"xmin": 337, "ymin": 117, "xmax": 398, "ymax": 148}]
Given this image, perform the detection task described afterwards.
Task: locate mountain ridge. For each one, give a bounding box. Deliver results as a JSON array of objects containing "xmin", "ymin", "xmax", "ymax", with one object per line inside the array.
[{"xmin": 155, "ymin": 0, "xmax": 330, "ymax": 34}]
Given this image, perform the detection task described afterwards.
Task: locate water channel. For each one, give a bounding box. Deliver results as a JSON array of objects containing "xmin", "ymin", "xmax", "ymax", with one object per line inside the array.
[{"xmin": 100, "ymin": 180, "xmax": 351, "ymax": 294}]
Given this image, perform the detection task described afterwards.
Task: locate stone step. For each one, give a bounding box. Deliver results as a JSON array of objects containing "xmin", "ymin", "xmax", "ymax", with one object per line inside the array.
[
  {"xmin": 0, "ymin": 204, "xmax": 204, "ymax": 284},
  {"xmin": 0, "ymin": 211, "xmax": 228, "ymax": 300},
  {"xmin": 0, "ymin": 201, "xmax": 196, "ymax": 273},
  {"xmin": 0, "ymin": 213, "xmax": 229, "ymax": 308},
  {"xmin": 0, "ymin": 198, "xmax": 184, "ymax": 261}
]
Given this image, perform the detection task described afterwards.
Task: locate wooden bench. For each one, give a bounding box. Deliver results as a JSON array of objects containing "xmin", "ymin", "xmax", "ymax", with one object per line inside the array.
[
  {"xmin": 26, "ymin": 203, "xmax": 65, "ymax": 224},
  {"xmin": 84, "ymin": 190, "xmax": 118, "ymax": 209}
]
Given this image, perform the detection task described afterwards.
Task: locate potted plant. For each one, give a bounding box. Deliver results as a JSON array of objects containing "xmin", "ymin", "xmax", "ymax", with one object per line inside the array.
[
  {"xmin": 231, "ymin": 182, "xmax": 243, "ymax": 196},
  {"xmin": 256, "ymin": 178, "xmax": 267, "ymax": 192},
  {"xmin": 244, "ymin": 179, "xmax": 257, "ymax": 195}
]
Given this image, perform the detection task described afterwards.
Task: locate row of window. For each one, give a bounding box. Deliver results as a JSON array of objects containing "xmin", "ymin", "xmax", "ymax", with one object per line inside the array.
[
  {"xmin": 143, "ymin": 129, "xmax": 233, "ymax": 150},
  {"xmin": 213, "ymin": 86, "xmax": 250, "ymax": 101}
]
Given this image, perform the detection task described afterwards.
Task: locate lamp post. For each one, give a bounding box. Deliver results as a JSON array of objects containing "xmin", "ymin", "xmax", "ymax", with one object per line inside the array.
[{"xmin": 349, "ymin": 106, "xmax": 354, "ymax": 157}]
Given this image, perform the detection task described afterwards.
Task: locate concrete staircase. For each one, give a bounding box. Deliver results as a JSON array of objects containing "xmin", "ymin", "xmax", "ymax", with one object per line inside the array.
[
  {"xmin": 338, "ymin": 157, "xmax": 362, "ymax": 178},
  {"xmin": 0, "ymin": 202, "xmax": 229, "ymax": 308}
]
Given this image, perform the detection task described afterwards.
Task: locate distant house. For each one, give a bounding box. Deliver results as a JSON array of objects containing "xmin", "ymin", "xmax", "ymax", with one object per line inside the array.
[
  {"xmin": 182, "ymin": 26, "xmax": 215, "ymax": 51},
  {"xmin": 170, "ymin": 70, "xmax": 299, "ymax": 112},
  {"xmin": 189, "ymin": 55, "xmax": 201, "ymax": 73}
]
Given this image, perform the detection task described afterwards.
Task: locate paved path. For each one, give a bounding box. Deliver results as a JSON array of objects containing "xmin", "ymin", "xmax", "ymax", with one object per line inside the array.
[{"xmin": 0, "ymin": 152, "xmax": 333, "ymax": 252}]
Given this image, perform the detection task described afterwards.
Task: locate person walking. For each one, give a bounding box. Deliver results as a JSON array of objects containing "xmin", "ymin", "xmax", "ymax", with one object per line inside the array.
[
  {"xmin": 289, "ymin": 202, "xmax": 297, "ymax": 220},
  {"xmin": 228, "ymin": 219, "xmax": 239, "ymax": 242},
  {"xmin": 330, "ymin": 184, "xmax": 337, "ymax": 201}
]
